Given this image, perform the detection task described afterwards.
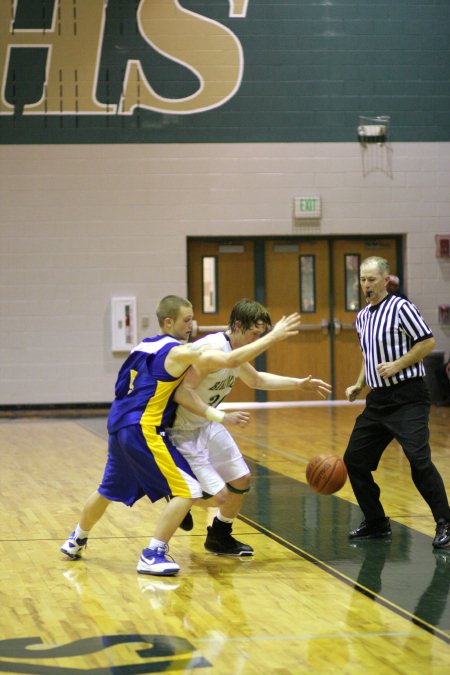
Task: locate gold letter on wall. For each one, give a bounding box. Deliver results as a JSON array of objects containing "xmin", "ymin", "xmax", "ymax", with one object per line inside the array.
[
  {"xmin": 119, "ymin": 0, "xmax": 246, "ymax": 115},
  {"xmin": 0, "ymin": 0, "xmax": 112, "ymax": 115}
]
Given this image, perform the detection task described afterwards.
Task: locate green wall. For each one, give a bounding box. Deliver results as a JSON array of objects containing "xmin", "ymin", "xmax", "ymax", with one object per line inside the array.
[{"xmin": 1, "ymin": 0, "xmax": 449, "ymax": 143}]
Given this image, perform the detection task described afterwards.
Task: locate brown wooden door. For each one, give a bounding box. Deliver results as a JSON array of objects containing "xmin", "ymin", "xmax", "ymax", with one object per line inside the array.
[
  {"xmin": 331, "ymin": 238, "xmax": 398, "ymax": 397},
  {"xmin": 187, "ymin": 239, "xmax": 255, "ymax": 401},
  {"xmin": 188, "ymin": 237, "xmax": 400, "ymax": 401},
  {"xmin": 264, "ymin": 239, "xmax": 331, "ymax": 401}
]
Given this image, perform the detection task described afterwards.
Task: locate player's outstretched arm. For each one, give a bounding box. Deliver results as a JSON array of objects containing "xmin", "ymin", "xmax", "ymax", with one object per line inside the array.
[
  {"xmin": 294, "ymin": 376, "xmax": 332, "ymax": 399},
  {"xmin": 239, "ymin": 364, "xmax": 331, "ymax": 398},
  {"xmin": 166, "ymin": 313, "xmax": 301, "ymax": 377},
  {"xmin": 197, "ymin": 313, "xmax": 302, "ymax": 371}
]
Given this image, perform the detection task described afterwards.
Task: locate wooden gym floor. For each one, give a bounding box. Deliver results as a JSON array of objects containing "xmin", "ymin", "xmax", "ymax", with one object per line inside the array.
[{"xmin": 0, "ymin": 403, "xmax": 449, "ymax": 674}]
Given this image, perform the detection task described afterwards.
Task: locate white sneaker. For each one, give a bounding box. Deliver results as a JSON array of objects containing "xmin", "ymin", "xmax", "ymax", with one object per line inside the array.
[
  {"xmin": 61, "ymin": 531, "xmax": 88, "ymax": 559},
  {"xmin": 136, "ymin": 545, "xmax": 180, "ymax": 576}
]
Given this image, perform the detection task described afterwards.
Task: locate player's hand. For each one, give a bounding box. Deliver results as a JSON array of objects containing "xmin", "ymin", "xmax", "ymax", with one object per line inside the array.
[
  {"xmin": 223, "ymin": 411, "xmax": 250, "ymax": 428},
  {"xmin": 270, "ymin": 313, "xmax": 302, "ymax": 341},
  {"xmin": 297, "ymin": 375, "xmax": 332, "ymax": 399},
  {"xmin": 376, "ymin": 361, "xmax": 400, "ymax": 379},
  {"xmin": 346, "ymin": 385, "xmax": 361, "ymax": 402}
]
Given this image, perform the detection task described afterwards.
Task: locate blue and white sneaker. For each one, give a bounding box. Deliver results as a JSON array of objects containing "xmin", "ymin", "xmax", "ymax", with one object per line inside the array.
[
  {"xmin": 61, "ymin": 531, "xmax": 88, "ymax": 559},
  {"xmin": 137, "ymin": 545, "xmax": 180, "ymax": 576}
]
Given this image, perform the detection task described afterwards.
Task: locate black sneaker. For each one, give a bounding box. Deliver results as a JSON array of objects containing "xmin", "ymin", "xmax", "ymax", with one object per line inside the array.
[
  {"xmin": 204, "ymin": 518, "xmax": 254, "ymax": 557},
  {"xmin": 432, "ymin": 519, "xmax": 450, "ymax": 549},
  {"xmin": 164, "ymin": 495, "xmax": 194, "ymax": 532},
  {"xmin": 179, "ymin": 510, "xmax": 194, "ymax": 532},
  {"xmin": 349, "ymin": 519, "xmax": 391, "ymax": 540}
]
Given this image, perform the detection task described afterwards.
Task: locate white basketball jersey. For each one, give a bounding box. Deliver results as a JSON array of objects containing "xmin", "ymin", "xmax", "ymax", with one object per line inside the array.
[{"xmin": 173, "ymin": 332, "xmax": 240, "ymax": 430}]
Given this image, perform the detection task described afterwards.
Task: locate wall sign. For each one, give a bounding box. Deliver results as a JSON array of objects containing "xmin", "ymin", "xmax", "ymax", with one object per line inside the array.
[{"xmin": 294, "ymin": 196, "xmax": 321, "ymax": 219}]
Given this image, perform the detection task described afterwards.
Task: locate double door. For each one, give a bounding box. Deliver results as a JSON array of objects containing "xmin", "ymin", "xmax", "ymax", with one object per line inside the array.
[{"xmin": 188, "ymin": 237, "xmax": 400, "ymax": 401}]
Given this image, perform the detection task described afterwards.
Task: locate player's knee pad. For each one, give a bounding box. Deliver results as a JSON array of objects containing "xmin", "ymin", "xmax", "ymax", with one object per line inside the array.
[{"xmin": 226, "ymin": 482, "xmax": 251, "ymax": 495}]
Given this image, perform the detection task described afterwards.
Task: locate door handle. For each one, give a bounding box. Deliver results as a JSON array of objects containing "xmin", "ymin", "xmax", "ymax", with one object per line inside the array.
[
  {"xmin": 191, "ymin": 320, "xmax": 227, "ymax": 338},
  {"xmin": 333, "ymin": 318, "xmax": 356, "ymax": 335},
  {"xmin": 297, "ymin": 319, "xmax": 329, "ymax": 334},
  {"xmin": 193, "ymin": 318, "xmax": 334, "ymax": 337}
]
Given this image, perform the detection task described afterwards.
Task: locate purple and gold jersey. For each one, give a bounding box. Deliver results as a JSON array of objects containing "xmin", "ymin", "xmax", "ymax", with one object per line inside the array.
[{"xmin": 107, "ymin": 335, "xmax": 185, "ymax": 433}]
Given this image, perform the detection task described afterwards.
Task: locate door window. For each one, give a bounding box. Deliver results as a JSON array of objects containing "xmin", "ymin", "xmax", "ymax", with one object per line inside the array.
[
  {"xmin": 344, "ymin": 254, "xmax": 361, "ymax": 311},
  {"xmin": 201, "ymin": 256, "xmax": 218, "ymax": 313},
  {"xmin": 299, "ymin": 255, "xmax": 316, "ymax": 313}
]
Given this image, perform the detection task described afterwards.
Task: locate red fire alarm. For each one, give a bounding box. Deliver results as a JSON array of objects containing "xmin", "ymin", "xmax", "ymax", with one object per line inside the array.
[{"xmin": 435, "ymin": 235, "xmax": 450, "ymax": 258}]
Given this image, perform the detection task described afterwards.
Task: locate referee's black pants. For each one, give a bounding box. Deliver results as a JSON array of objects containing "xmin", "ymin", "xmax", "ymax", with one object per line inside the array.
[{"xmin": 344, "ymin": 379, "xmax": 450, "ymax": 525}]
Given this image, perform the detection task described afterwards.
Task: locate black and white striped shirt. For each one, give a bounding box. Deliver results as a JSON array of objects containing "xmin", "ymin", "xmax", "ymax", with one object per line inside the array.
[{"xmin": 356, "ymin": 295, "xmax": 433, "ymax": 389}]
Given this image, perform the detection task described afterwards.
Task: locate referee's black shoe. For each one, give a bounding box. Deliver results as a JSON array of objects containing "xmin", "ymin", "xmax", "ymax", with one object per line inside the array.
[
  {"xmin": 349, "ymin": 518, "xmax": 391, "ymax": 540},
  {"xmin": 433, "ymin": 519, "xmax": 450, "ymax": 549}
]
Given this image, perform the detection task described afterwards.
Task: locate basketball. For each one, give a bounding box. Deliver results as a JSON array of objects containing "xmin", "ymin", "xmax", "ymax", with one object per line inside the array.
[{"xmin": 306, "ymin": 455, "xmax": 347, "ymax": 495}]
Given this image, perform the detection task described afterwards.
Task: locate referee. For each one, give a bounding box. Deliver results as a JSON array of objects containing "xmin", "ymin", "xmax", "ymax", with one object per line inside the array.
[{"xmin": 344, "ymin": 256, "xmax": 450, "ymax": 549}]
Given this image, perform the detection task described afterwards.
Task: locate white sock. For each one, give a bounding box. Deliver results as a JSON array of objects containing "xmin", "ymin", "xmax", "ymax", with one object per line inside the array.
[
  {"xmin": 74, "ymin": 524, "xmax": 90, "ymax": 540},
  {"xmin": 149, "ymin": 538, "xmax": 166, "ymax": 550},
  {"xmin": 216, "ymin": 510, "xmax": 234, "ymax": 524}
]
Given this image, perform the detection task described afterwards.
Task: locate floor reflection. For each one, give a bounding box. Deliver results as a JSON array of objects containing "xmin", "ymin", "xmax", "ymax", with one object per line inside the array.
[{"xmin": 243, "ymin": 459, "xmax": 450, "ymax": 636}]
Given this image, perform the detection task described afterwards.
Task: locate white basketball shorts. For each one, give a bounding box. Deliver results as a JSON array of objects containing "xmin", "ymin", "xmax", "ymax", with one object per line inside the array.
[{"xmin": 169, "ymin": 422, "xmax": 250, "ymax": 496}]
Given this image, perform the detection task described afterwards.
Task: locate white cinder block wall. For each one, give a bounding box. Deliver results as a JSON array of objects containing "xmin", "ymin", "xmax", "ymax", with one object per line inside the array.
[{"xmin": 0, "ymin": 142, "xmax": 449, "ymax": 405}]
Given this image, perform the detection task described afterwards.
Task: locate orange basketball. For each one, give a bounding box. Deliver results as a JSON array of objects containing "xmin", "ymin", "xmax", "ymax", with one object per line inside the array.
[{"xmin": 306, "ymin": 455, "xmax": 347, "ymax": 495}]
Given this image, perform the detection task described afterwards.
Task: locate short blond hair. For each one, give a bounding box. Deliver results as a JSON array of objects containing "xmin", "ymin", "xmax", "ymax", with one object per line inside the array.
[{"xmin": 156, "ymin": 295, "xmax": 192, "ymax": 327}]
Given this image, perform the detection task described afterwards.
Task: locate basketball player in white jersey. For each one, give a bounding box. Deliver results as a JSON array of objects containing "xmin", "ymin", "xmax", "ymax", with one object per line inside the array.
[{"xmin": 171, "ymin": 299, "xmax": 332, "ymax": 556}]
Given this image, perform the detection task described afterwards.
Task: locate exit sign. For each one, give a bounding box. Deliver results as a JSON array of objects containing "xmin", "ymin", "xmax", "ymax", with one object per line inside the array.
[{"xmin": 294, "ymin": 196, "xmax": 321, "ymax": 219}]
